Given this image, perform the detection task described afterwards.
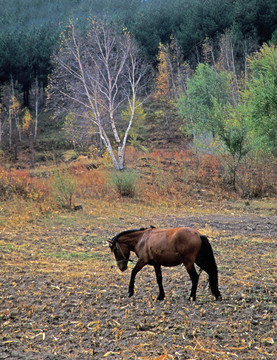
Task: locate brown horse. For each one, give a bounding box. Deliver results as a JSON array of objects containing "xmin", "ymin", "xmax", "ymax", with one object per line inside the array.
[{"xmin": 108, "ymin": 226, "xmax": 222, "ymax": 301}]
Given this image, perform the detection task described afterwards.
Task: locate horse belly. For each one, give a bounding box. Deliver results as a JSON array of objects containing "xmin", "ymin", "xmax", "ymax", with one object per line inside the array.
[{"xmin": 152, "ymin": 251, "xmax": 182, "ymax": 267}]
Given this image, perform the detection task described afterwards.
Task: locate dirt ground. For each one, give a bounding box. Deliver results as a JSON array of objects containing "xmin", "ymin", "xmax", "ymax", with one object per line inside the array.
[{"xmin": 1, "ymin": 208, "xmax": 276, "ymax": 359}]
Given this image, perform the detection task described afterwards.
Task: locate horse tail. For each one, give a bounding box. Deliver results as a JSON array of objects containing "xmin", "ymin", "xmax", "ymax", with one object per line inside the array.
[
  {"xmin": 195, "ymin": 235, "xmax": 221, "ymax": 300},
  {"xmin": 195, "ymin": 235, "xmax": 217, "ymax": 273}
]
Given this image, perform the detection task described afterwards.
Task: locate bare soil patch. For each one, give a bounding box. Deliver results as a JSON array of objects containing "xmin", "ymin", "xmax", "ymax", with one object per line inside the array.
[
  {"xmin": 1, "ymin": 208, "xmax": 276, "ymax": 359},
  {"xmin": 159, "ymin": 213, "xmax": 277, "ymax": 237}
]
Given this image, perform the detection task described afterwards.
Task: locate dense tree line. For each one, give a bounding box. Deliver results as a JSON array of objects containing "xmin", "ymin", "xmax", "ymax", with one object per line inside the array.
[{"xmin": 1, "ymin": 0, "xmax": 277, "ymax": 97}]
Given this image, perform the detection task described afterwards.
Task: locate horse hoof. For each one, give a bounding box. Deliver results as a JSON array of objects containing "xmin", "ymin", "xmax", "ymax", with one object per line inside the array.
[
  {"xmin": 216, "ymin": 295, "xmax": 222, "ymax": 301},
  {"xmin": 128, "ymin": 292, "xmax": 133, "ymax": 298},
  {"xmin": 157, "ymin": 295, "xmax": 165, "ymax": 301},
  {"xmin": 188, "ymin": 296, "xmax": 196, "ymax": 301}
]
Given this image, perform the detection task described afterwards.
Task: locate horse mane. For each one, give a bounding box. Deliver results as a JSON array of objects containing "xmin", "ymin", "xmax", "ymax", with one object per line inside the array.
[{"xmin": 112, "ymin": 226, "xmax": 155, "ymax": 243}]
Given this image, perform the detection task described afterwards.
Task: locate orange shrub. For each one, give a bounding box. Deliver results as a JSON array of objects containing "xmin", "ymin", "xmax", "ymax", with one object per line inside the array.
[
  {"xmin": 0, "ymin": 168, "xmax": 50, "ymax": 201},
  {"xmin": 71, "ymin": 165, "xmax": 111, "ymax": 199},
  {"xmin": 197, "ymin": 154, "xmax": 221, "ymax": 186}
]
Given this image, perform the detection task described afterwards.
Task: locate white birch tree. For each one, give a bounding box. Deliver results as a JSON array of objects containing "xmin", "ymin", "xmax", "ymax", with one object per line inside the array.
[{"xmin": 49, "ymin": 20, "xmax": 150, "ymax": 170}]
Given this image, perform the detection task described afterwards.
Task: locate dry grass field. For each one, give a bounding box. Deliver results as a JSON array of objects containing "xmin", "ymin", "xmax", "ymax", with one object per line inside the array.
[{"xmin": 1, "ymin": 197, "xmax": 276, "ymax": 359}]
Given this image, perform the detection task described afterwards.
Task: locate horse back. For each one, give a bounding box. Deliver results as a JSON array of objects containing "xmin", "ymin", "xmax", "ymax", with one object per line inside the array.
[
  {"xmin": 171, "ymin": 227, "xmax": 202, "ymax": 261},
  {"xmin": 137, "ymin": 227, "xmax": 202, "ymax": 266}
]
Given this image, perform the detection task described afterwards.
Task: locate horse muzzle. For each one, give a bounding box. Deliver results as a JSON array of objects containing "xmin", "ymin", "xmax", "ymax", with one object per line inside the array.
[{"xmin": 117, "ymin": 260, "xmax": 128, "ymax": 272}]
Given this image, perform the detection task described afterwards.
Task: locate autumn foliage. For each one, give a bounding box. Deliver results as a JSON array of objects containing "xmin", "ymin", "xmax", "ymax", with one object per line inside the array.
[
  {"xmin": 0, "ymin": 168, "xmax": 49, "ymax": 202},
  {"xmin": 0, "ymin": 147, "xmax": 276, "ymax": 212}
]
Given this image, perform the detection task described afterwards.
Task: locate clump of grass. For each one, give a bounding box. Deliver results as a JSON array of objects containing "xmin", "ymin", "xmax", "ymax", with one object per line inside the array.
[
  {"xmin": 109, "ymin": 169, "xmax": 138, "ymax": 197},
  {"xmin": 51, "ymin": 168, "xmax": 76, "ymax": 210}
]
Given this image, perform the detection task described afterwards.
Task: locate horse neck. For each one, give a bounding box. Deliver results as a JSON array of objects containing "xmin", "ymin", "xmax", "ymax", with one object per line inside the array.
[{"xmin": 119, "ymin": 230, "xmax": 146, "ymax": 250}]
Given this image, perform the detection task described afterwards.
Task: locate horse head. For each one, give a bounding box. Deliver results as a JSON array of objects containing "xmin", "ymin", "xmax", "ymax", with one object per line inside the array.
[{"xmin": 108, "ymin": 239, "xmax": 130, "ymax": 272}]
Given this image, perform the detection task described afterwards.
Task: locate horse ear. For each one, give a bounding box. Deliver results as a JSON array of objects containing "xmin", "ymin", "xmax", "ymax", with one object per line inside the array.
[{"xmin": 107, "ymin": 239, "xmax": 113, "ymax": 245}]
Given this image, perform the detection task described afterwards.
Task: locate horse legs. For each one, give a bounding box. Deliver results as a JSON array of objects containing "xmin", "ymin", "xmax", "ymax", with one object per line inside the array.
[
  {"xmin": 154, "ymin": 264, "xmax": 165, "ymax": 300},
  {"xmin": 208, "ymin": 273, "xmax": 222, "ymax": 300},
  {"xmin": 128, "ymin": 260, "xmax": 145, "ymax": 297},
  {"xmin": 186, "ymin": 264, "xmax": 199, "ymax": 301}
]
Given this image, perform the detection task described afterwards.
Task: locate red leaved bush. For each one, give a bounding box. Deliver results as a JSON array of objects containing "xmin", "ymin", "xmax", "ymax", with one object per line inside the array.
[{"xmin": 0, "ymin": 168, "xmax": 50, "ymax": 201}]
